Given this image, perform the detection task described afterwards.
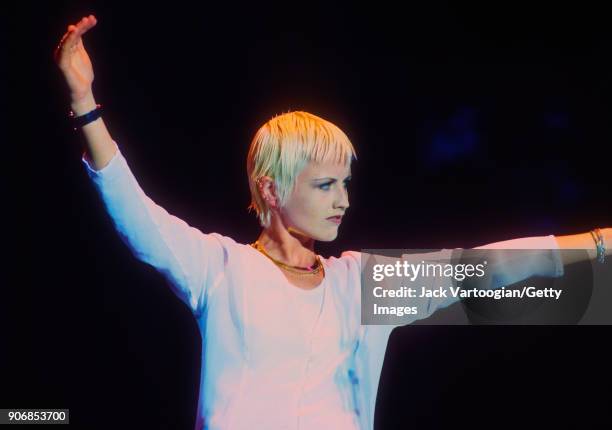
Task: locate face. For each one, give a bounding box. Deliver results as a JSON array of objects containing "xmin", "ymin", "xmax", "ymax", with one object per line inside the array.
[{"xmin": 278, "ymin": 160, "xmax": 352, "ymax": 242}]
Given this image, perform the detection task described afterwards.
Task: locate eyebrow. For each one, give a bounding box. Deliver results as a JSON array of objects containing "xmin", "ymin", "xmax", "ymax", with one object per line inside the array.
[{"xmin": 312, "ymin": 175, "xmax": 352, "ymax": 182}]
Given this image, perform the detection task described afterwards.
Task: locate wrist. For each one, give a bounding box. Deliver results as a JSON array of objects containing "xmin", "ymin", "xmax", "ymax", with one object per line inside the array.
[
  {"xmin": 589, "ymin": 228, "xmax": 609, "ymax": 263},
  {"xmin": 70, "ymin": 92, "xmax": 97, "ymax": 116},
  {"xmin": 602, "ymin": 228, "xmax": 611, "ymax": 256}
]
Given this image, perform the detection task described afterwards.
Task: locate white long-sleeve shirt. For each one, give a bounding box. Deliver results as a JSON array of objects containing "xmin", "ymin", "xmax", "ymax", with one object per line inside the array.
[{"xmin": 82, "ymin": 141, "xmax": 564, "ymax": 430}]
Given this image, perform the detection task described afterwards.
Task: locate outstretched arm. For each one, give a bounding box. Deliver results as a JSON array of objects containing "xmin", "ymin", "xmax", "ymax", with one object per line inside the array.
[{"xmin": 417, "ymin": 229, "xmax": 609, "ymax": 321}]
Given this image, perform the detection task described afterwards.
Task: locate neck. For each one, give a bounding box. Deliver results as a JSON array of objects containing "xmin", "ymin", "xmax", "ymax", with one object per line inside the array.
[{"xmin": 256, "ymin": 216, "xmax": 316, "ymax": 267}]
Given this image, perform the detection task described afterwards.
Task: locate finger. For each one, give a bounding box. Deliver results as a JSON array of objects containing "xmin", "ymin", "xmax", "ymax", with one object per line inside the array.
[
  {"xmin": 60, "ymin": 19, "xmax": 88, "ymax": 51},
  {"xmin": 74, "ymin": 15, "xmax": 97, "ymax": 38},
  {"xmin": 55, "ymin": 15, "xmax": 96, "ymax": 63},
  {"xmin": 60, "ymin": 17, "xmax": 88, "ymax": 47},
  {"xmin": 66, "ymin": 14, "xmax": 97, "ymax": 39}
]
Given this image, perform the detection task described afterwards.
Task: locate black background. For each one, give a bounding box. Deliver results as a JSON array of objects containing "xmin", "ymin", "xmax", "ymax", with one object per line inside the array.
[{"xmin": 14, "ymin": 1, "xmax": 612, "ymax": 428}]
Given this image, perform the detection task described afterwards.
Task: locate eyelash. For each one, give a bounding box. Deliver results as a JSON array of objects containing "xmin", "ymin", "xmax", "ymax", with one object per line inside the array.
[{"xmin": 319, "ymin": 182, "xmax": 350, "ymax": 190}]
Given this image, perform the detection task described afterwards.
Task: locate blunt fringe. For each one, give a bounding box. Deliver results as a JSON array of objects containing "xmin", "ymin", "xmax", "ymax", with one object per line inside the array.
[{"xmin": 246, "ymin": 111, "xmax": 357, "ymax": 228}]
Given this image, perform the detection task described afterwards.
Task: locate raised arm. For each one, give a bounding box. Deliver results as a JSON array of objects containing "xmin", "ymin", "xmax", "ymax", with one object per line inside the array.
[
  {"xmin": 55, "ymin": 16, "xmax": 230, "ymax": 314},
  {"xmin": 80, "ymin": 146, "xmax": 229, "ymax": 314},
  {"xmin": 54, "ymin": 15, "xmax": 116, "ymax": 170}
]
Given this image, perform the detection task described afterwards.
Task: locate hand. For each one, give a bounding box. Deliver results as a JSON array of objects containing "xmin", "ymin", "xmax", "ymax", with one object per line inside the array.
[{"xmin": 54, "ymin": 15, "xmax": 98, "ymax": 104}]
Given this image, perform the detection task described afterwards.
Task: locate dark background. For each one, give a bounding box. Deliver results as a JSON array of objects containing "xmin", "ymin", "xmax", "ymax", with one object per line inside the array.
[{"xmin": 15, "ymin": 0, "xmax": 612, "ymax": 428}]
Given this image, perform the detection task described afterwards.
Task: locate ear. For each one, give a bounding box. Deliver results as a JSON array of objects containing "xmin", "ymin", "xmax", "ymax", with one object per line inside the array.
[{"xmin": 257, "ymin": 176, "xmax": 278, "ymax": 208}]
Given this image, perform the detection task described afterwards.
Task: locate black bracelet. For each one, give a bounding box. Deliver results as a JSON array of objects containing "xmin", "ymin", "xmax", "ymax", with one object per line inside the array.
[{"xmin": 69, "ymin": 104, "xmax": 103, "ymax": 130}]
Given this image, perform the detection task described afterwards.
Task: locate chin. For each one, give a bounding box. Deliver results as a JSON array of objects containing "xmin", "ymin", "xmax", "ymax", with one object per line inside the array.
[{"xmin": 317, "ymin": 230, "xmax": 339, "ymax": 242}]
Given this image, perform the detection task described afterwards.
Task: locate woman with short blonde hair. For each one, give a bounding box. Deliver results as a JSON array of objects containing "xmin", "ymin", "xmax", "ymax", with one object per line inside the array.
[{"xmin": 54, "ymin": 14, "xmax": 610, "ymax": 430}]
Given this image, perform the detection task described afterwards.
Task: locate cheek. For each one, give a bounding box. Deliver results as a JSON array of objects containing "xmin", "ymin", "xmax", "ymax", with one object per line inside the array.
[{"xmin": 288, "ymin": 192, "xmax": 325, "ymax": 219}]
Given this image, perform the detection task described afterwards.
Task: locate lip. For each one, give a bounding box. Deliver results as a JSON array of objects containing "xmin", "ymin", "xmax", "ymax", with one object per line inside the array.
[{"xmin": 327, "ymin": 216, "xmax": 342, "ymax": 224}]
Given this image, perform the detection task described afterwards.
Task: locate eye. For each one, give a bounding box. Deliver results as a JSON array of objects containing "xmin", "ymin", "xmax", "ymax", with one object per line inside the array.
[{"xmin": 318, "ymin": 180, "xmax": 351, "ymax": 191}]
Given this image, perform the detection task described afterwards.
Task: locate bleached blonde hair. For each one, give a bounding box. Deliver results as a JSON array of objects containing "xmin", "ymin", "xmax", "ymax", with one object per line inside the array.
[{"xmin": 246, "ymin": 111, "xmax": 357, "ymax": 228}]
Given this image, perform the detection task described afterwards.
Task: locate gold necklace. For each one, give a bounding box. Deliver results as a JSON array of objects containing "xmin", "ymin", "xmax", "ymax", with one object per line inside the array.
[{"xmin": 251, "ymin": 240, "xmax": 324, "ymax": 276}]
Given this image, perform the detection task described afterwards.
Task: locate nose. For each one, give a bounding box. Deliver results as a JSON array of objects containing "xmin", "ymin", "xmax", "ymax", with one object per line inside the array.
[{"xmin": 333, "ymin": 184, "xmax": 350, "ymax": 211}]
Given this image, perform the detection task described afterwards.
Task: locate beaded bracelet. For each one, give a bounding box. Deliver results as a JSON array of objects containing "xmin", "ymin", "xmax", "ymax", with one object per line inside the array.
[
  {"xmin": 69, "ymin": 103, "xmax": 103, "ymax": 131},
  {"xmin": 589, "ymin": 228, "xmax": 606, "ymax": 264}
]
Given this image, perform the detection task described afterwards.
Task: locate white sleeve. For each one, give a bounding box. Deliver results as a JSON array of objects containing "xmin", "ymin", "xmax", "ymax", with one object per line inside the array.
[
  {"xmin": 473, "ymin": 234, "xmax": 565, "ymax": 285},
  {"xmin": 369, "ymin": 235, "xmax": 565, "ymax": 324},
  {"xmin": 398, "ymin": 248, "xmax": 459, "ymax": 322},
  {"xmin": 81, "ymin": 142, "xmax": 228, "ymax": 314}
]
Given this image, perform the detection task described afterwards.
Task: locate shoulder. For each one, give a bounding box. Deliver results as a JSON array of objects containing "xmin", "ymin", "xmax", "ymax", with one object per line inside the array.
[
  {"xmin": 207, "ymin": 231, "xmax": 239, "ymax": 248},
  {"xmin": 323, "ymin": 249, "xmax": 362, "ymax": 268},
  {"xmin": 193, "ymin": 232, "xmax": 246, "ymax": 268},
  {"xmin": 207, "ymin": 234, "xmax": 267, "ymax": 267},
  {"xmin": 321, "ymin": 250, "xmax": 363, "ymax": 283}
]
